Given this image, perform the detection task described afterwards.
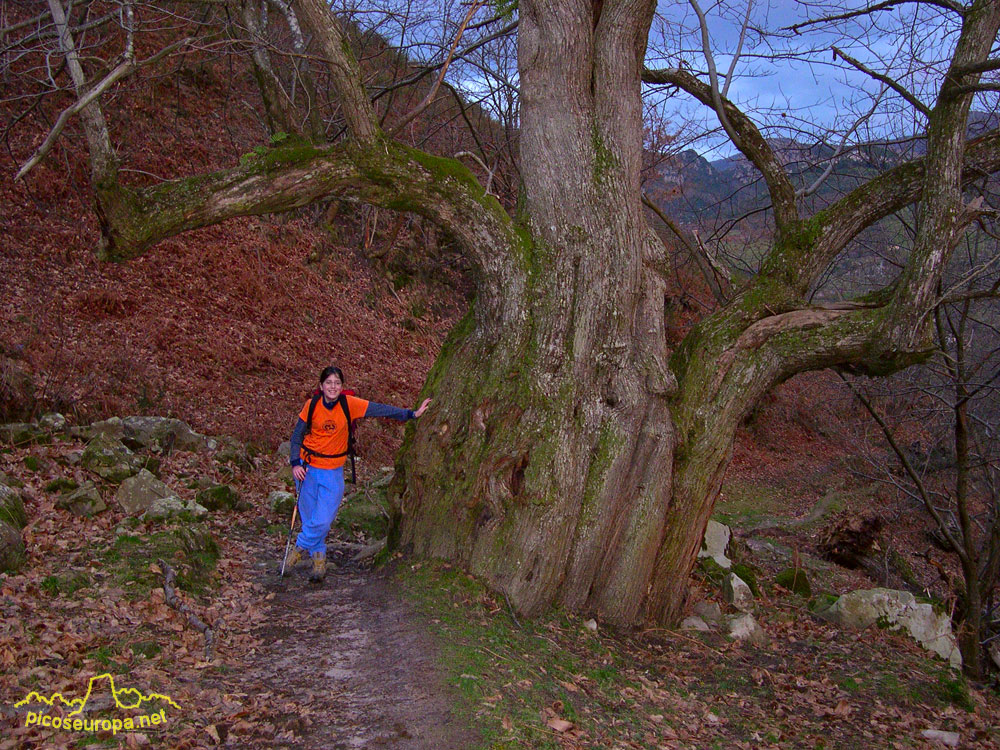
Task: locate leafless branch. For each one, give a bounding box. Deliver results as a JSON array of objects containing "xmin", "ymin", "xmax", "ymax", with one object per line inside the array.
[
  {"xmin": 783, "ymin": 0, "xmax": 965, "ymax": 34},
  {"xmin": 158, "ymin": 558, "xmax": 215, "ymax": 661},
  {"xmin": 833, "ymin": 46, "xmax": 931, "ymax": 118}
]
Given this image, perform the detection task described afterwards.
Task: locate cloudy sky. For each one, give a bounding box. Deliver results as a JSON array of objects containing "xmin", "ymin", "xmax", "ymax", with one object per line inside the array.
[{"xmin": 645, "ymin": 0, "xmax": 973, "ymax": 157}]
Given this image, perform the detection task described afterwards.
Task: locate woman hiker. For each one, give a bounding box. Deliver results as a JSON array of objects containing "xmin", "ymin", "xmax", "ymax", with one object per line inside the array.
[{"xmin": 283, "ymin": 365, "xmax": 431, "ymax": 581}]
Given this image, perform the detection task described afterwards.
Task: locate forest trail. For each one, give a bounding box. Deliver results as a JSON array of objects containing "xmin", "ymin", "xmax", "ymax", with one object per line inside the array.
[{"xmin": 231, "ymin": 538, "xmax": 477, "ymax": 750}]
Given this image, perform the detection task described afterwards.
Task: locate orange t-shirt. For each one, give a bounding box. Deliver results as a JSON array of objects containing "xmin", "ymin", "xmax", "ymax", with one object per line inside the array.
[{"xmin": 298, "ymin": 395, "xmax": 369, "ymax": 469}]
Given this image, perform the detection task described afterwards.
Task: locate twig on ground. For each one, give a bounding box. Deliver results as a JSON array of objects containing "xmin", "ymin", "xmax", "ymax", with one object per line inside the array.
[{"xmin": 158, "ymin": 558, "xmax": 215, "ymax": 660}]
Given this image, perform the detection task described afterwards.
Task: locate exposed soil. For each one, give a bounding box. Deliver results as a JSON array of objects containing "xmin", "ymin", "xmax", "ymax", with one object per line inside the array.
[{"xmin": 230, "ymin": 537, "xmax": 478, "ymax": 750}]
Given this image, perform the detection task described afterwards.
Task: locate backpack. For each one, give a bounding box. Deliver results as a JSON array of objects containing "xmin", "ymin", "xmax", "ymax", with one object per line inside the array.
[{"xmin": 302, "ymin": 391, "xmax": 357, "ymax": 483}]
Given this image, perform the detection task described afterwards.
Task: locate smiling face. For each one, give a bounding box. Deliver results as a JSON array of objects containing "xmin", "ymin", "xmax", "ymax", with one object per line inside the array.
[{"xmin": 321, "ymin": 372, "xmax": 343, "ymax": 401}]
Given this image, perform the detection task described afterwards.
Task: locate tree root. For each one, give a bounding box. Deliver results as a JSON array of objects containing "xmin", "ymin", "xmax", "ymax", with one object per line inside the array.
[{"xmin": 158, "ymin": 558, "xmax": 214, "ymax": 660}]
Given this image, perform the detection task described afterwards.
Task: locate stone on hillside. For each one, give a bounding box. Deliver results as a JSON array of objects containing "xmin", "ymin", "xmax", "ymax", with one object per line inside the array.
[
  {"xmin": 142, "ymin": 496, "xmax": 208, "ymax": 521},
  {"xmin": 698, "ymin": 520, "xmax": 732, "ymax": 569},
  {"xmin": 775, "ymin": 567, "xmax": 811, "ymax": 597},
  {"xmin": 38, "ymin": 412, "xmax": 67, "ymax": 432},
  {"xmin": 726, "ymin": 613, "xmax": 769, "ymax": 646},
  {"xmin": 825, "ymin": 588, "xmax": 962, "ymax": 668},
  {"xmin": 0, "ymin": 516, "xmax": 24, "ymax": 559},
  {"xmin": 681, "ymin": 616, "xmax": 711, "ymax": 632},
  {"xmin": 195, "ymin": 484, "xmax": 242, "ymax": 511},
  {"xmin": 214, "ymin": 441, "xmax": 253, "ymax": 473},
  {"xmin": 81, "ymin": 435, "xmax": 145, "ymax": 483},
  {"xmin": 0, "ymin": 422, "xmax": 40, "ymax": 446},
  {"xmin": 115, "ymin": 469, "xmax": 174, "ymax": 516},
  {"xmin": 723, "ymin": 573, "xmax": 754, "ymax": 611},
  {"xmin": 0, "ymin": 471, "xmax": 24, "ymax": 488},
  {"xmin": 276, "ymin": 441, "xmax": 291, "ymax": 458},
  {"xmin": 989, "ymin": 642, "xmax": 1000, "ymax": 671},
  {"xmin": 56, "ymin": 481, "xmax": 106, "ymax": 516},
  {"xmin": 88, "ymin": 416, "xmax": 204, "ymax": 452},
  {"xmin": 0, "ymin": 521, "xmax": 25, "ymax": 573},
  {"xmin": 0, "ymin": 483, "xmax": 28, "ymax": 529},
  {"xmin": 692, "ymin": 600, "xmax": 723, "ymax": 625},
  {"xmin": 269, "ymin": 491, "xmax": 295, "ymax": 517},
  {"xmin": 921, "ymin": 730, "xmax": 960, "ymax": 747},
  {"xmin": 0, "ymin": 356, "xmax": 35, "ymax": 422}
]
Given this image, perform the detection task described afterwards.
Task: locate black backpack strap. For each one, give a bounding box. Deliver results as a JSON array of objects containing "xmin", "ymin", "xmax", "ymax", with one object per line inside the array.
[
  {"xmin": 337, "ymin": 394, "xmax": 357, "ymax": 484},
  {"xmin": 305, "ymin": 392, "xmax": 322, "ymax": 435}
]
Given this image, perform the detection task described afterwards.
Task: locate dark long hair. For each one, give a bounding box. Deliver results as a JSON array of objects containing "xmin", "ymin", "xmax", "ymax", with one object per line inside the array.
[{"xmin": 319, "ymin": 366, "xmax": 344, "ymax": 385}]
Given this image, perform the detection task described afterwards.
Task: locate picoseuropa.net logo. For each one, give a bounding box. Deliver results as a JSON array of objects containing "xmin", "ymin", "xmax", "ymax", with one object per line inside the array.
[{"xmin": 15, "ymin": 672, "xmax": 180, "ymax": 735}]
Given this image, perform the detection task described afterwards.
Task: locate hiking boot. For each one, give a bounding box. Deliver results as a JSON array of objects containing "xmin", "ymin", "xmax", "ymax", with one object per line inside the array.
[
  {"xmin": 309, "ymin": 550, "xmax": 326, "ymax": 582},
  {"xmin": 281, "ymin": 546, "xmax": 306, "ymax": 576}
]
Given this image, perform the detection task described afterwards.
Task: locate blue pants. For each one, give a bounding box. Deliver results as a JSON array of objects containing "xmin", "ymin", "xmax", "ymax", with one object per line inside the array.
[{"xmin": 295, "ymin": 466, "xmax": 345, "ymax": 555}]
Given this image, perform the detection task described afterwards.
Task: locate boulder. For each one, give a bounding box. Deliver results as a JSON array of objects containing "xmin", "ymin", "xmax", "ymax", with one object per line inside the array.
[
  {"xmin": 775, "ymin": 567, "xmax": 811, "ymax": 597},
  {"xmin": 268, "ymin": 491, "xmax": 296, "ymax": 517},
  {"xmin": 723, "ymin": 573, "xmax": 754, "ymax": 612},
  {"xmin": 692, "ymin": 600, "xmax": 723, "ymax": 625},
  {"xmin": 38, "ymin": 412, "xmax": 67, "ymax": 432},
  {"xmin": 142, "ymin": 496, "xmax": 208, "ymax": 521},
  {"xmin": 726, "ymin": 613, "xmax": 769, "ymax": 646},
  {"xmin": 0, "ymin": 422, "xmax": 40, "ymax": 446},
  {"xmin": 989, "ymin": 642, "xmax": 1000, "ymax": 672},
  {"xmin": 0, "ymin": 520, "xmax": 25, "ymax": 573},
  {"xmin": 87, "ymin": 416, "xmax": 204, "ymax": 452},
  {"xmin": 921, "ymin": 730, "xmax": 960, "ymax": 747},
  {"xmin": 698, "ymin": 520, "xmax": 732, "ymax": 569},
  {"xmin": 825, "ymin": 588, "xmax": 962, "ymax": 668},
  {"xmin": 276, "ymin": 441, "xmax": 291, "ymax": 458},
  {"xmin": 0, "ymin": 483, "xmax": 28, "ymax": 529},
  {"xmin": 81, "ymin": 435, "xmax": 145, "ymax": 483},
  {"xmin": 681, "ymin": 616, "xmax": 711, "ymax": 632},
  {"xmin": 115, "ymin": 470, "xmax": 174, "ymax": 516},
  {"xmin": 0, "ymin": 357, "xmax": 35, "ymax": 422},
  {"xmin": 56, "ymin": 481, "xmax": 106, "ymax": 516},
  {"xmin": 195, "ymin": 484, "xmax": 243, "ymax": 511}
]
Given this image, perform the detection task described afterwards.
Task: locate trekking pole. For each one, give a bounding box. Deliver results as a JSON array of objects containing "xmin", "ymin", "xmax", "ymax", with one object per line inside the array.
[{"xmin": 279, "ymin": 491, "xmax": 299, "ymax": 577}]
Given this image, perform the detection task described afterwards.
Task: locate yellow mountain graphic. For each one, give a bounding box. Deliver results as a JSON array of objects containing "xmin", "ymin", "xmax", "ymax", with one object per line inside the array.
[{"xmin": 15, "ymin": 673, "xmax": 180, "ymax": 716}]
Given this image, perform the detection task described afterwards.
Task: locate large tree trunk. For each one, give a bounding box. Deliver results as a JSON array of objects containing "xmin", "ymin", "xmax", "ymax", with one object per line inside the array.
[{"xmin": 393, "ymin": 0, "xmax": 681, "ymax": 626}]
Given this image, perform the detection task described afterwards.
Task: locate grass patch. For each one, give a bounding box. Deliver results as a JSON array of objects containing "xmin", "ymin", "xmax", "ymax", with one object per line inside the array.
[
  {"xmin": 40, "ymin": 571, "xmax": 91, "ymax": 596},
  {"xmin": 399, "ymin": 562, "xmax": 676, "ymax": 749},
  {"xmin": 715, "ymin": 479, "xmax": 786, "ymax": 528},
  {"xmin": 99, "ymin": 526, "xmax": 219, "ymax": 598}
]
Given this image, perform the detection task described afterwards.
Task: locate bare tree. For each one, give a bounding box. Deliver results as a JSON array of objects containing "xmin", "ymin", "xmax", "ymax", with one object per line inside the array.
[{"xmin": 6, "ymin": 0, "xmax": 1000, "ymax": 629}]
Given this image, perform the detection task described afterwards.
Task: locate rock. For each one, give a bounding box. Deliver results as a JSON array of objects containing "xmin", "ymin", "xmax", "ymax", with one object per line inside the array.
[
  {"xmin": 692, "ymin": 600, "xmax": 723, "ymax": 625},
  {"xmin": 195, "ymin": 484, "xmax": 243, "ymax": 511},
  {"xmin": 56, "ymin": 481, "xmax": 106, "ymax": 516},
  {"xmin": 269, "ymin": 491, "xmax": 296, "ymax": 517},
  {"xmin": 115, "ymin": 470, "xmax": 174, "ymax": 516},
  {"xmin": 989, "ymin": 642, "xmax": 1000, "ymax": 672},
  {"xmin": 88, "ymin": 416, "xmax": 204, "ymax": 452},
  {"xmin": 276, "ymin": 441, "xmax": 291, "ymax": 458},
  {"xmin": 0, "ymin": 520, "xmax": 25, "ymax": 573},
  {"xmin": 583, "ymin": 619, "xmax": 598, "ymax": 632},
  {"xmin": 698, "ymin": 520, "xmax": 732, "ymax": 569},
  {"xmin": 214, "ymin": 441, "xmax": 253, "ymax": 473},
  {"xmin": 38, "ymin": 412, "xmax": 67, "ymax": 432},
  {"xmin": 775, "ymin": 567, "xmax": 811, "ymax": 597},
  {"xmin": 723, "ymin": 573, "xmax": 754, "ymax": 612},
  {"xmin": 0, "ymin": 357, "xmax": 35, "ymax": 421},
  {"xmin": 141, "ymin": 496, "xmax": 208, "ymax": 521},
  {"xmin": 0, "ymin": 483, "xmax": 28, "ymax": 529},
  {"xmin": 681, "ymin": 616, "xmax": 711, "ymax": 631},
  {"xmin": 921, "ymin": 730, "xmax": 960, "ymax": 747},
  {"xmin": 0, "ymin": 471, "xmax": 24, "ymax": 488},
  {"xmin": 726, "ymin": 613, "xmax": 768, "ymax": 646},
  {"xmin": 826, "ymin": 588, "xmax": 962, "ymax": 669},
  {"xmin": 0, "ymin": 422, "xmax": 40, "ymax": 446},
  {"xmin": 81, "ymin": 435, "xmax": 145, "ymax": 483}
]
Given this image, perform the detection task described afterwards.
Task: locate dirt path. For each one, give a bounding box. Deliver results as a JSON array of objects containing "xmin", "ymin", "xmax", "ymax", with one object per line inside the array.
[{"xmin": 232, "ymin": 540, "xmax": 478, "ymax": 750}]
